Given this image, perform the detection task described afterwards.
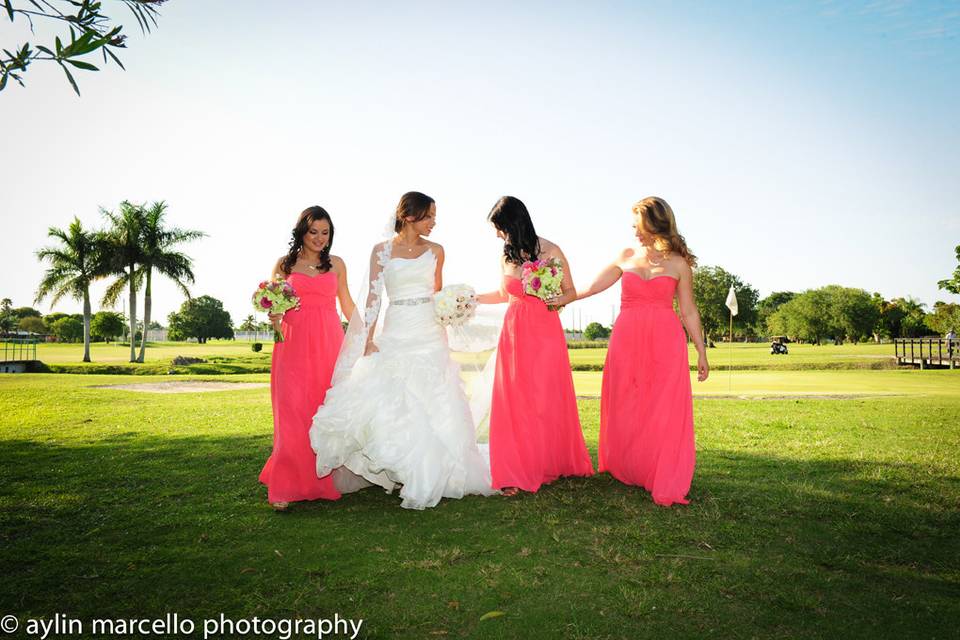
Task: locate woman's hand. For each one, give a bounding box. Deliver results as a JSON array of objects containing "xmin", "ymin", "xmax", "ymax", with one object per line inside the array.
[
  {"xmin": 544, "ymin": 296, "xmax": 565, "ymax": 313},
  {"xmin": 364, "ymin": 341, "xmax": 379, "ymax": 356},
  {"xmin": 697, "ymin": 353, "xmax": 710, "ymax": 382},
  {"xmin": 268, "ymin": 312, "xmax": 283, "ymax": 332}
]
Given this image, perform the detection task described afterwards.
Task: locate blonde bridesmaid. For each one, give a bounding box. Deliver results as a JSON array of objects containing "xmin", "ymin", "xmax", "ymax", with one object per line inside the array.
[{"xmin": 578, "ymin": 197, "xmax": 708, "ymax": 505}]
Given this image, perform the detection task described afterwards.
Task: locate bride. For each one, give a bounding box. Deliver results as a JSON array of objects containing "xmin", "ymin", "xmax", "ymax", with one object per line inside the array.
[{"xmin": 309, "ymin": 191, "xmax": 497, "ymax": 510}]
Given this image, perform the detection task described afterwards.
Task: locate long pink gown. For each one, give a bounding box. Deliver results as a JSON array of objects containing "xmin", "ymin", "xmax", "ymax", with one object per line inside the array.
[
  {"xmin": 489, "ymin": 276, "xmax": 594, "ymax": 491},
  {"xmin": 600, "ymin": 273, "xmax": 694, "ymax": 506},
  {"xmin": 259, "ymin": 271, "xmax": 342, "ymax": 503}
]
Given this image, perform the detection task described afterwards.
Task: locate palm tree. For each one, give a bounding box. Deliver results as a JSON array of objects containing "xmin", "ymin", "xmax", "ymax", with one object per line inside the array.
[
  {"xmin": 135, "ymin": 201, "xmax": 205, "ymax": 362},
  {"xmin": 35, "ymin": 218, "xmax": 102, "ymax": 362},
  {"xmin": 0, "ymin": 298, "xmax": 14, "ymax": 333},
  {"xmin": 101, "ymin": 201, "xmax": 145, "ymax": 363}
]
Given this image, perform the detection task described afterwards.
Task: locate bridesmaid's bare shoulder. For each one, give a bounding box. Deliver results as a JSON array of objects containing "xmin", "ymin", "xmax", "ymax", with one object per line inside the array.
[
  {"xmin": 537, "ymin": 237, "xmax": 562, "ymax": 258},
  {"xmin": 329, "ymin": 254, "xmax": 346, "ymax": 274},
  {"xmin": 674, "ymin": 255, "xmax": 694, "ymax": 279}
]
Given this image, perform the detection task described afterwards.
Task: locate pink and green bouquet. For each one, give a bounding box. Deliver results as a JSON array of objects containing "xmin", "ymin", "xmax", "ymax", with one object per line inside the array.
[
  {"xmin": 252, "ymin": 278, "xmax": 299, "ymax": 342},
  {"xmin": 521, "ymin": 257, "xmax": 564, "ymax": 310}
]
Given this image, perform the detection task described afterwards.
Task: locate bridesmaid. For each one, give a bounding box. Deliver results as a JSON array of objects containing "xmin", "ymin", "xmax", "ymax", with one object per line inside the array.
[
  {"xmin": 258, "ymin": 206, "xmax": 356, "ymax": 511},
  {"xmin": 578, "ymin": 197, "xmax": 708, "ymax": 506},
  {"xmin": 477, "ymin": 196, "xmax": 594, "ymax": 495}
]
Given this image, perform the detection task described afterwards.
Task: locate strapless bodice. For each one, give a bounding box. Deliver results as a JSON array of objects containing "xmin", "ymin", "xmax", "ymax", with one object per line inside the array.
[
  {"xmin": 620, "ymin": 272, "xmax": 677, "ymax": 310},
  {"xmin": 385, "ymin": 250, "xmax": 437, "ymax": 301},
  {"xmin": 288, "ymin": 271, "xmax": 337, "ymax": 311}
]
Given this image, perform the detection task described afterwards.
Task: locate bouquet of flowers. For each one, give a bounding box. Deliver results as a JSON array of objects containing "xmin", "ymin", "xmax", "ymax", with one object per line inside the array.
[
  {"xmin": 252, "ymin": 278, "xmax": 300, "ymax": 342},
  {"xmin": 434, "ymin": 284, "xmax": 477, "ymax": 327},
  {"xmin": 521, "ymin": 257, "xmax": 564, "ymax": 310}
]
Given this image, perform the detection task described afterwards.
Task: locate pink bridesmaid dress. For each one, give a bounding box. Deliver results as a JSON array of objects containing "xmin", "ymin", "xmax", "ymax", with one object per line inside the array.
[
  {"xmin": 600, "ymin": 273, "xmax": 694, "ymax": 506},
  {"xmin": 259, "ymin": 271, "xmax": 342, "ymax": 503},
  {"xmin": 489, "ymin": 276, "xmax": 594, "ymax": 492}
]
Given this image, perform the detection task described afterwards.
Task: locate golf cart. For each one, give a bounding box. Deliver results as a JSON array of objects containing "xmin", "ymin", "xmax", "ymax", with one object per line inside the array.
[{"xmin": 770, "ymin": 336, "xmax": 789, "ymax": 355}]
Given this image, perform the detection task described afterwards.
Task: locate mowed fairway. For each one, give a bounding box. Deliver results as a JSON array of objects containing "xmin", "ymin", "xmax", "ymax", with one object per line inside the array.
[
  {"xmin": 567, "ymin": 341, "xmax": 898, "ymax": 369},
  {"xmin": 34, "ymin": 340, "xmax": 896, "ymax": 368},
  {"xmin": 29, "ymin": 340, "xmax": 276, "ymax": 363},
  {"xmin": 1, "ymin": 366, "xmax": 958, "ymax": 639},
  {"xmin": 572, "ymin": 369, "xmax": 960, "ymax": 397}
]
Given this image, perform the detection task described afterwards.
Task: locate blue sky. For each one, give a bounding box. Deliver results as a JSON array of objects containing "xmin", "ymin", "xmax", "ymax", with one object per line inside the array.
[{"xmin": 2, "ymin": 1, "xmax": 958, "ymax": 328}]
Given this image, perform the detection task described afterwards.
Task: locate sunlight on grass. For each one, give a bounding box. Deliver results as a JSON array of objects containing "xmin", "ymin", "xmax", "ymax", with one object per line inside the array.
[{"xmin": 1, "ymin": 371, "xmax": 958, "ymax": 638}]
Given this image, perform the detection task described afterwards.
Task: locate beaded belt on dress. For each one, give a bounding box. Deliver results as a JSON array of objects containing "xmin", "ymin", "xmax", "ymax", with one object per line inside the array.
[{"xmin": 391, "ymin": 296, "xmax": 433, "ymax": 306}]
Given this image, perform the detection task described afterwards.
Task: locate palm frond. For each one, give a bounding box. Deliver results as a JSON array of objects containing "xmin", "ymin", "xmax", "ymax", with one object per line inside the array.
[
  {"xmin": 44, "ymin": 282, "xmax": 75, "ymax": 308},
  {"xmin": 35, "ymin": 247, "xmax": 74, "ymax": 264},
  {"xmin": 35, "ymin": 217, "xmax": 98, "ymax": 306},
  {"xmin": 160, "ymin": 227, "xmax": 206, "ymax": 247},
  {"xmin": 101, "ymin": 274, "xmax": 130, "ymax": 308},
  {"xmin": 135, "ymin": 201, "xmax": 202, "ymax": 299},
  {"xmin": 45, "ymin": 226, "xmax": 70, "ymax": 245}
]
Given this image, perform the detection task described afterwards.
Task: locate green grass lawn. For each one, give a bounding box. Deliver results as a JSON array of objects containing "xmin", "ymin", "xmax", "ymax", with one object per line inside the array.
[
  {"xmin": 28, "ymin": 340, "xmax": 899, "ymax": 369},
  {"xmin": 572, "ymin": 369, "xmax": 960, "ymax": 397},
  {"xmin": 567, "ymin": 342, "xmax": 900, "ymax": 370},
  {"xmin": 27, "ymin": 339, "xmax": 275, "ymax": 363},
  {"xmin": 1, "ymin": 372, "xmax": 958, "ymax": 638}
]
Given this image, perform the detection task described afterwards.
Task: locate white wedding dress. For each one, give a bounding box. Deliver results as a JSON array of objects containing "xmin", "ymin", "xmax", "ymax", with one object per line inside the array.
[{"xmin": 309, "ymin": 249, "xmax": 497, "ymax": 510}]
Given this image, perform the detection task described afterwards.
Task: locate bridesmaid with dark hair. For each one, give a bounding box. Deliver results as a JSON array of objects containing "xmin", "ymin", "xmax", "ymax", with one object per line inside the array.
[
  {"xmin": 478, "ymin": 196, "xmax": 594, "ymax": 495},
  {"xmin": 578, "ymin": 197, "xmax": 708, "ymax": 506},
  {"xmin": 258, "ymin": 206, "xmax": 356, "ymax": 511}
]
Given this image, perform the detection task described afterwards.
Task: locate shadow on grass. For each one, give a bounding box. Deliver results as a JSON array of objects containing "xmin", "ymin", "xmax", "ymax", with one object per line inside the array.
[{"xmin": 1, "ymin": 434, "xmax": 958, "ymax": 639}]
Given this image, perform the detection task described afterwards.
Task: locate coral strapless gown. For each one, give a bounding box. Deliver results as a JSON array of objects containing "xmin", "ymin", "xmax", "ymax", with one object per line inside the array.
[
  {"xmin": 489, "ymin": 276, "xmax": 594, "ymax": 492},
  {"xmin": 600, "ymin": 273, "xmax": 694, "ymax": 506},
  {"xmin": 259, "ymin": 271, "xmax": 342, "ymax": 503}
]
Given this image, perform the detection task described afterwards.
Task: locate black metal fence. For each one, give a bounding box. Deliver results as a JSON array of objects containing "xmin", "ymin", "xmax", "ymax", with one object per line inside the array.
[{"xmin": 894, "ymin": 338, "xmax": 958, "ymax": 369}]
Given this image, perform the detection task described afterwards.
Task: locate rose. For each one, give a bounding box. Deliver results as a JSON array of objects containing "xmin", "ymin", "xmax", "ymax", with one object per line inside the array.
[
  {"xmin": 531, "ymin": 277, "xmax": 541, "ymax": 291},
  {"xmin": 260, "ymin": 297, "xmax": 273, "ymax": 309}
]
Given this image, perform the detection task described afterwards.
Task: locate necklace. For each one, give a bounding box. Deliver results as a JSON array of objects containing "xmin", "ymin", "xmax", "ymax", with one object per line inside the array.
[
  {"xmin": 646, "ymin": 249, "xmax": 669, "ymax": 267},
  {"xmin": 394, "ymin": 238, "xmax": 420, "ymax": 253},
  {"xmin": 297, "ymin": 251, "xmax": 323, "ymax": 270}
]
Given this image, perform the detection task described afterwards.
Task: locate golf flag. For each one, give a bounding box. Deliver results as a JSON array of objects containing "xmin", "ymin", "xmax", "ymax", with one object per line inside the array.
[{"xmin": 725, "ymin": 286, "xmax": 739, "ymax": 316}]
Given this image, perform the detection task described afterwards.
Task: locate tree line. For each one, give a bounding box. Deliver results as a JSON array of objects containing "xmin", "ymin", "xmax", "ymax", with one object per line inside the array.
[{"xmin": 9, "ymin": 229, "xmax": 959, "ymax": 359}]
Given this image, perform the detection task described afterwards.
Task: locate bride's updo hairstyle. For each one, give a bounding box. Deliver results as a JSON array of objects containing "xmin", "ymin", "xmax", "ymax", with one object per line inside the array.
[
  {"xmin": 394, "ymin": 191, "xmax": 436, "ymax": 233},
  {"xmin": 632, "ymin": 197, "xmax": 697, "ymax": 267},
  {"xmin": 488, "ymin": 195, "xmax": 542, "ymax": 266},
  {"xmin": 281, "ymin": 206, "xmax": 334, "ymax": 274}
]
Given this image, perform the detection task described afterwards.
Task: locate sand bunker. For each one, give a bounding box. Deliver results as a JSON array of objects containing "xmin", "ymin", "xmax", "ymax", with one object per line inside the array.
[{"xmin": 97, "ymin": 381, "xmax": 269, "ymax": 394}]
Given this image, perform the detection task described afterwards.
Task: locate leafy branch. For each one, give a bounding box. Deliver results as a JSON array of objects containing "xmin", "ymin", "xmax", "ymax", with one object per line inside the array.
[
  {"xmin": 938, "ymin": 245, "xmax": 960, "ymax": 295},
  {"xmin": 1, "ymin": 0, "xmax": 167, "ymax": 96}
]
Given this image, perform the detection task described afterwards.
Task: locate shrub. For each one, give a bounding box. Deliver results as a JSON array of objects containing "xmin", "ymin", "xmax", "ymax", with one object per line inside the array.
[{"xmin": 251, "ymin": 342, "xmax": 263, "ymax": 353}]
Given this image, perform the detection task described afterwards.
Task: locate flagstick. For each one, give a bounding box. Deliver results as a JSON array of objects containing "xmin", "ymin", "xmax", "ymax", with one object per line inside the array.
[
  {"xmin": 728, "ymin": 310, "xmax": 733, "ymax": 393},
  {"xmin": 724, "ymin": 285, "xmax": 739, "ymax": 395}
]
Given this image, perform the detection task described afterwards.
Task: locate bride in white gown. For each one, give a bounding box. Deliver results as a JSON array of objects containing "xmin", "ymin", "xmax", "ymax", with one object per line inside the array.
[{"xmin": 309, "ymin": 192, "xmax": 497, "ymax": 510}]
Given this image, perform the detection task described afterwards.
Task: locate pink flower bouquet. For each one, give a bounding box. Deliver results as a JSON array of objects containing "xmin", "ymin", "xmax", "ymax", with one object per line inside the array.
[
  {"xmin": 252, "ymin": 278, "xmax": 299, "ymax": 342},
  {"xmin": 521, "ymin": 257, "xmax": 564, "ymax": 311}
]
